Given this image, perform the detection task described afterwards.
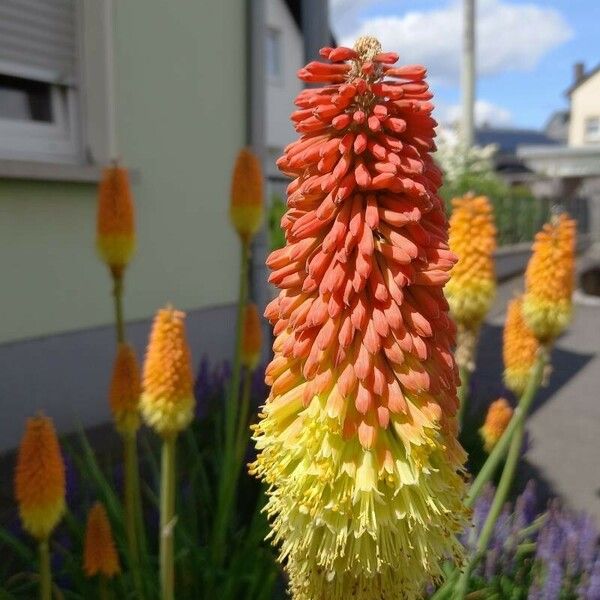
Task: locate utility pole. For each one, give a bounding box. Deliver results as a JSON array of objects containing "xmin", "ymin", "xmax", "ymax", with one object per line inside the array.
[{"xmin": 461, "ymin": 0, "xmax": 476, "ymax": 147}]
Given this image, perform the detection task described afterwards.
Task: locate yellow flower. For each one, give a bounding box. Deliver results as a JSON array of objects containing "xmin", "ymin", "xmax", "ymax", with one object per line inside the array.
[
  {"xmin": 523, "ymin": 214, "xmax": 576, "ymax": 343},
  {"xmin": 140, "ymin": 307, "xmax": 195, "ymax": 437},
  {"xmin": 96, "ymin": 164, "xmax": 136, "ymax": 275},
  {"xmin": 14, "ymin": 416, "xmax": 66, "ymax": 540},
  {"xmin": 109, "ymin": 343, "xmax": 141, "ymax": 435},
  {"xmin": 230, "ymin": 148, "xmax": 264, "ymax": 243},
  {"xmin": 480, "ymin": 398, "xmax": 513, "ymax": 452},
  {"xmin": 241, "ymin": 303, "xmax": 262, "ymax": 370},
  {"xmin": 83, "ymin": 502, "xmax": 121, "ymax": 578},
  {"xmin": 251, "ymin": 37, "xmax": 468, "ymax": 599},
  {"xmin": 503, "ymin": 296, "xmax": 540, "ymax": 396},
  {"xmin": 446, "ymin": 194, "xmax": 497, "ymax": 330}
]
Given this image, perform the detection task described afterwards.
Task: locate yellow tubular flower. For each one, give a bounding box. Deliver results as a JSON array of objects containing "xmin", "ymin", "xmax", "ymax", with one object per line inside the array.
[
  {"xmin": 229, "ymin": 148, "xmax": 264, "ymax": 243},
  {"xmin": 96, "ymin": 164, "xmax": 136, "ymax": 275},
  {"xmin": 503, "ymin": 296, "xmax": 540, "ymax": 396},
  {"xmin": 109, "ymin": 343, "xmax": 141, "ymax": 436},
  {"xmin": 140, "ymin": 307, "xmax": 195, "ymax": 437},
  {"xmin": 241, "ymin": 303, "xmax": 262, "ymax": 370},
  {"xmin": 480, "ymin": 398, "xmax": 513, "ymax": 452},
  {"xmin": 83, "ymin": 502, "xmax": 121, "ymax": 578},
  {"xmin": 523, "ymin": 214, "xmax": 576, "ymax": 344},
  {"xmin": 251, "ymin": 38, "xmax": 468, "ymax": 599},
  {"xmin": 446, "ymin": 194, "xmax": 497, "ymax": 330},
  {"xmin": 14, "ymin": 416, "xmax": 66, "ymax": 540}
]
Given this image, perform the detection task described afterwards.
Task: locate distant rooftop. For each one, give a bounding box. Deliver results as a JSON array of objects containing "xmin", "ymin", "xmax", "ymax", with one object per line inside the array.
[{"xmin": 475, "ymin": 127, "xmax": 559, "ymax": 155}]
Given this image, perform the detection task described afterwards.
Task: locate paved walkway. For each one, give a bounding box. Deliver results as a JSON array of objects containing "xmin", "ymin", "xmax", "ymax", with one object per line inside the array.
[{"xmin": 472, "ymin": 247, "xmax": 600, "ymax": 522}]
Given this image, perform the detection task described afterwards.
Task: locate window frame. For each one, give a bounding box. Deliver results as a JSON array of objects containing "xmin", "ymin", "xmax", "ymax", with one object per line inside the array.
[
  {"xmin": 584, "ymin": 116, "xmax": 600, "ymax": 143},
  {"xmin": 265, "ymin": 27, "xmax": 283, "ymax": 85}
]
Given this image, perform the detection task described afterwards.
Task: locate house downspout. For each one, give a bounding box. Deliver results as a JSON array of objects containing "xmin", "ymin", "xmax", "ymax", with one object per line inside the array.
[
  {"xmin": 301, "ymin": 0, "xmax": 330, "ymax": 61},
  {"xmin": 246, "ymin": 0, "xmax": 270, "ymax": 347}
]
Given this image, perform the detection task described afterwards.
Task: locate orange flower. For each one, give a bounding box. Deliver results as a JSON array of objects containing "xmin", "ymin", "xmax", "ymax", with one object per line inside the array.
[
  {"xmin": 251, "ymin": 37, "xmax": 467, "ymax": 599},
  {"xmin": 109, "ymin": 343, "xmax": 141, "ymax": 435},
  {"xmin": 503, "ymin": 296, "xmax": 540, "ymax": 396},
  {"xmin": 446, "ymin": 194, "xmax": 497, "ymax": 330},
  {"xmin": 140, "ymin": 307, "xmax": 195, "ymax": 437},
  {"xmin": 523, "ymin": 214, "xmax": 576, "ymax": 343},
  {"xmin": 96, "ymin": 164, "xmax": 136, "ymax": 275},
  {"xmin": 229, "ymin": 148, "xmax": 264, "ymax": 243},
  {"xmin": 14, "ymin": 416, "xmax": 66, "ymax": 540},
  {"xmin": 83, "ymin": 502, "xmax": 121, "ymax": 578},
  {"xmin": 480, "ymin": 398, "xmax": 514, "ymax": 452},
  {"xmin": 241, "ymin": 303, "xmax": 262, "ymax": 370}
]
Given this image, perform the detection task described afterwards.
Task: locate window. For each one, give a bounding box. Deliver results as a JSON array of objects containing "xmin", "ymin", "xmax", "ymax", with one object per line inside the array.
[
  {"xmin": 584, "ymin": 116, "xmax": 600, "ymax": 143},
  {"xmin": 266, "ymin": 28, "xmax": 282, "ymax": 83},
  {"xmin": 0, "ymin": 0, "xmax": 80, "ymax": 163}
]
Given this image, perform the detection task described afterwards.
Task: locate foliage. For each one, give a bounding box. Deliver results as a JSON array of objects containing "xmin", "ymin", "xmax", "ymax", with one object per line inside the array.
[
  {"xmin": 0, "ymin": 358, "xmax": 281, "ymax": 600},
  {"xmin": 267, "ymin": 195, "xmax": 286, "ymax": 252}
]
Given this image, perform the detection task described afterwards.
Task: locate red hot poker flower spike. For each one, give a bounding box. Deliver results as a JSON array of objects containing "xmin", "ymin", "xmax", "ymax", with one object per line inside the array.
[{"xmin": 251, "ymin": 37, "xmax": 468, "ymax": 600}]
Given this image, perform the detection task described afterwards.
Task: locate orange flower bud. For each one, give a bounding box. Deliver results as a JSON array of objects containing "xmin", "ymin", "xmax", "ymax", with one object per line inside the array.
[
  {"xmin": 83, "ymin": 502, "xmax": 121, "ymax": 578},
  {"xmin": 109, "ymin": 343, "xmax": 141, "ymax": 435},
  {"xmin": 503, "ymin": 296, "xmax": 540, "ymax": 396},
  {"xmin": 523, "ymin": 214, "xmax": 576, "ymax": 343},
  {"xmin": 96, "ymin": 164, "xmax": 136, "ymax": 275},
  {"xmin": 229, "ymin": 148, "xmax": 264, "ymax": 243},
  {"xmin": 241, "ymin": 303, "xmax": 262, "ymax": 370},
  {"xmin": 14, "ymin": 416, "xmax": 65, "ymax": 540},
  {"xmin": 140, "ymin": 307, "xmax": 195, "ymax": 437},
  {"xmin": 480, "ymin": 398, "xmax": 514, "ymax": 452}
]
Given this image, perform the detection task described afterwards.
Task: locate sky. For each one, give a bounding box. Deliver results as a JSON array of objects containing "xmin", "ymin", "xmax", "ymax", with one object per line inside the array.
[{"xmin": 327, "ymin": 0, "xmax": 600, "ymax": 130}]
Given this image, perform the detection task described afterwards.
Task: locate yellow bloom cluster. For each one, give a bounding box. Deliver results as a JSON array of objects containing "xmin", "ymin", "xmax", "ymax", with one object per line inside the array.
[
  {"xmin": 523, "ymin": 214, "xmax": 576, "ymax": 343},
  {"xmin": 446, "ymin": 195, "xmax": 497, "ymax": 331},
  {"xmin": 140, "ymin": 307, "xmax": 195, "ymax": 438}
]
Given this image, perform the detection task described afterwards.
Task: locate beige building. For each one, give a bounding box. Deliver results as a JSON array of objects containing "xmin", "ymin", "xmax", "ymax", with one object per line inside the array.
[{"xmin": 567, "ymin": 63, "xmax": 600, "ymax": 148}]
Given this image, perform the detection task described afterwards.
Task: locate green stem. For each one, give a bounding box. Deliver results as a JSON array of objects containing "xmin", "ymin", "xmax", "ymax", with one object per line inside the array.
[
  {"xmin": 123, "ymin": 433, "xmax": 145, "ymax": 599},
  {"xmin": 99, "ymin": 576, "xmax": 110, "ymax": 600},
  {"xmin": 38, "ymin": 538, "xmax": 51, "ymax": 600},
  {"xmin": 457, "ymin": 365, "xmax": 471, "ymax": 430},
  {"xmin": 160, "ymin": 435, "xmax": 177, "ymax": 600},
  {"xmin": 455, "ymin": 349, "xmax": 548, "ymax": 598},
  {"xmin": 111, "ymin": 270, "xmax": 125, "ymax": 344},
  {"xmin": 212, "ymin": 241, "xmax": 250, "ymax": 569},
  {"xmin": 466, "ymin": 350, "xmax": 547, "ymax": 508},
  {"xmin": 235, "ymin": 367, "xmax": 253, "ymax": 464}
]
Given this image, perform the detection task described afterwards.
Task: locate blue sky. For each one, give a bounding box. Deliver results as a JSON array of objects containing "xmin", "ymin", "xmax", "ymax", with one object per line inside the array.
[{"xmin": 328, "ymin": 0, "xmax": 599, "ymax": 129}]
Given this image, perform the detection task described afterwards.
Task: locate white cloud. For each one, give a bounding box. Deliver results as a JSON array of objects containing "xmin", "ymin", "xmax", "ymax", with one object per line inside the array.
[
  {"xmin": 330, "ymin": 0, "xmax": 572, "ymax": 86},
  {"xmin": 442, "ymin": 99, "xmax": 514, "ymax": 127}
]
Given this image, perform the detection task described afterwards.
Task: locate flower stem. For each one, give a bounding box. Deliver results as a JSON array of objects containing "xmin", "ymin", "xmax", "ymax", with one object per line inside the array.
[
  {"xmin": 457, "ymin": 365, "xmax": 471, "ymax": 430},
  {"xmin": 212, "ymin": 240, "xmax": 250, "ymax": 569},
  {"xmin": 465, "ymin": 349, "xmax": 547, "ymax": 508},
  {"xmin": 99, "ymin": 576, "xmax": 110, "ymax": 600},
  {"xmin": 123, "ymin": 432, "xmax": 145, "ymax": 599},
  {"xmin": 159, "ymin": 435, "xmax": 177, "ymax": 600},
  {"xmin": 455, "ymin": 349, "xmax": 547, "ymax": 598},
  {"xmin": 38, "ymin": 538, "xmax": 51, "ymax": 600},
  {"xmin": 111, "ymin": 270, "xmax": 125, "ymax": 344}
]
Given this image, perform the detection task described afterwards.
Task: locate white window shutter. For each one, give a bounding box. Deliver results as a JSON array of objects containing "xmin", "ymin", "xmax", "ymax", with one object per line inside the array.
[{"xmin": 0, "ymin": 0, "xmax": 78, "ymax": 85}]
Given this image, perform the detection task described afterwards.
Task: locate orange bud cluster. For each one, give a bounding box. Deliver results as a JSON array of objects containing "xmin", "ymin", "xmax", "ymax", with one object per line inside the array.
[
  {"xmin": 503, "ymin": 296, "xmax": 540, "ymax": 396},
  {"xmin": 140, "ymin": 307, "xmax": 195, "ymax": 437},
  {"xmin": 14, "ymin": 416, "xmax": 66, "ymax": 540},
  {"xmin": 241, "ymin": 303, "xmax": 262, "ymax": 370},
  {"xmin": 229, "ymin": 148, "xmax": 264, "ymax": 243},
  {"xmin": 480, "ymin": 398, "xmax": 513, "ymax": 452},
  {"xmin": 83, "ymin": 502, "xmax": 121, "ymax": 578},
  {"xmin": 446, "ymin": 194, "xmax": 497, "ymax": 331},
  {"xmin": 109, "ymin": 343, "xmax": 141, "ymax": 435},
  {"xmin": 96, "ymin": 164, "xmax": 136, "ymax": 275},
  {"xmin": 523, "ymin": 214, "xmax": 576, "ymax": 343}
]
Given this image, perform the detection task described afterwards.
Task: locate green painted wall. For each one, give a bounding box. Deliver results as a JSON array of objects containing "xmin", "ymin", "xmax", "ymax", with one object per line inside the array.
[{"xmin": 0, "ymin": 1, "xmax": 246, "ymax": 344}]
